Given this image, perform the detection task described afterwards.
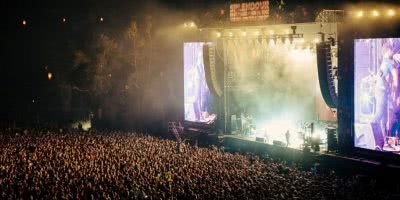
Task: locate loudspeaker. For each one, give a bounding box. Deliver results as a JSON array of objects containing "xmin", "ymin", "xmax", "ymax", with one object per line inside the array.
[
  {"xmin": 273, "ymin": 140, "xmax": 286, "ymax": 147},
  {"xmin": 317, "ymin": 42, "xmax": 337, "ymax": 108},
  {"xmin": 203, "ymin": 44, "xmax": 223, "ymax": 97},
  {"xmin": 327, "ymin": 128, "xmax": 338, "ymax": 152},
  {"xmin": 256, "ymin": 137, "xmax": 265, "ymax": 143}
]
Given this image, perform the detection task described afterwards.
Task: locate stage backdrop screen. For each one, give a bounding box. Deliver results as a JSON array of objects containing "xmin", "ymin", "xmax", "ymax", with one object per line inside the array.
[
  {"xmin": 184, "ymin": 42, "xmax": 216, "ymax": 123},
  {"xmin": 354, "ymin": 38, "xmax": 400, "ymax": 154}
]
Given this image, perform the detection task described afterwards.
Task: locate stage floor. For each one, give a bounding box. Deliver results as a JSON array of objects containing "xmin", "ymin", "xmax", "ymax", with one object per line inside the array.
[{"xmin": 221, "ymin": 133, "xmax": 328, "ymax": 153}]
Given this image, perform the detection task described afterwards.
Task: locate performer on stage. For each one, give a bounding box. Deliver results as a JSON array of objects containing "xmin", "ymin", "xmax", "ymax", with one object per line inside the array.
[{"xmin": 285, "ymin": 130, "xmax": 290, "ymax": 147}]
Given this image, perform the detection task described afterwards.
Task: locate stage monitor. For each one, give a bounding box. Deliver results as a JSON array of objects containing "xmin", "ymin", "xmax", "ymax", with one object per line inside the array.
[
  {"xmin": 354, "ymin": 38, "xmax": 400, "ymax": 154},
  {"xmin": 184, "ymin": 42, "xmax": 216, "ymax": 123}
]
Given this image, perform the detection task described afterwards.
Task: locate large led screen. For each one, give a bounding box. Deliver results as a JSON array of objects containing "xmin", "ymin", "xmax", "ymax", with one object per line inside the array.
[
  {"xmin": 184, "ymin": 42, "xmax": 216, "ymax": 123},
  {"xmin": 354, "ymin": 38, "xmax": 400, "ymax": 154}
]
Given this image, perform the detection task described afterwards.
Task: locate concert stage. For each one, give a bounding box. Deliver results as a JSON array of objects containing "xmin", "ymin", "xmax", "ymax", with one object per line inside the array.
[{"xmin": 219, "ymin": 134, "xmax": 400, "ymax": 177}]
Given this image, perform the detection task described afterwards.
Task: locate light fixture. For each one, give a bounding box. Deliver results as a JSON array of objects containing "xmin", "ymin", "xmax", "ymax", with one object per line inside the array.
[
  {"xmin": 372, "ymin": 10, "xmax": 379, "ymax": 17},
  {"xmin": 48, "ymin": 72, "xmax": 53, "ymax": 80},
  {"xmin": 388, "ymin": 9, "xmax": 395, "ymax": 17},
  {"xmin": 356, "ymin": 10, "xmax": 364, "ymax": 18}
]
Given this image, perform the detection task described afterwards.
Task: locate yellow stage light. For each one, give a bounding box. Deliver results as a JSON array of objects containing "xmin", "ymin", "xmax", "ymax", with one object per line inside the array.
[
  {"xmin": 48, "ymin": 72, "xmax": 53, "ymax": 80},
  {"xmin": 388, "ymin": 9, "xmax": 395, "ymax": 17},
  {"xmin": 216, "ymin": 32, "xmax": 221, "ymax": 37},
  {"xmin": 372, "ymin": 10, "xmax": 379, "ymax": 17},
  {"xmin": 356, "ymin": 10, "xmax": 364, "ymax": 18},
  {"xmin": 189, "ymin": 22, "xmax": 195, "ymax": 27}
]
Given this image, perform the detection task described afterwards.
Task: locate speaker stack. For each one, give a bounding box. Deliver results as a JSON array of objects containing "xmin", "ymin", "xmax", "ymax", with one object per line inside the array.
[{"xmin": 327, "ymin": 127, "xmax": 338, "ymax": 152}]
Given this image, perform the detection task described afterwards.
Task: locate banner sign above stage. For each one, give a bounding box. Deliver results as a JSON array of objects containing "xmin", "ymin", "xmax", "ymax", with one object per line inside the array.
[{"xmin": 230, "ymin": 1, "xmax": 269, "ymax": 22}]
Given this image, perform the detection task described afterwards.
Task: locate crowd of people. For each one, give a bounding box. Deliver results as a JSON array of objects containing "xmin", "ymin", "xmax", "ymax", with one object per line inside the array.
[{"xmin": 0, "ymin": 129, "xmax": 393, "ymax": 199}]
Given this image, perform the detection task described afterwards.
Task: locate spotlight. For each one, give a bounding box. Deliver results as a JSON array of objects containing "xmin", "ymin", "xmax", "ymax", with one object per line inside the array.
[
  {"xmin": 62, "ymin": 18, "xmax": 66, "ymax": 23},
  {"xmin": 356, "ymin": 10, "xmax": 364, "ymax": 18},
  {"xmin": 47, "ymin": 72, "xmax": 53, "ymax": 80},
  {"xmin": 22, "ymin": 20, "xmax": 27, "ymax": 26},
  {"xmin": 228, "ymin": 32, "xmax": 233, "ymax": 37},
  {"xmin": 216, "ymin": 32, "xmax": 221, "ymax": 38},
  {"xmin": 388, "ymin": 9, "xmax": 395, "ymax": 17},
  {"xmin": 372, "ymin": 10, "xmax": 380, "ymax": 17},
  {"xmin": 100, "ymin": 17, "xmax": 104, "ymax": 22},
  {"xmin": 189, "ymin": 22, "xmax": 195, "ymax": 27}
]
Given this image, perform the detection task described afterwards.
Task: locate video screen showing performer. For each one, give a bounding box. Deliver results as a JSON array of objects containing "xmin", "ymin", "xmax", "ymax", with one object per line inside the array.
[
  {"xmin": 354, "ymin": 38, "xmax": 400, "ymax": 154},
  {"xmin": 184, "ymin": 43, "xmax": 216, "ymax": 123}
]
